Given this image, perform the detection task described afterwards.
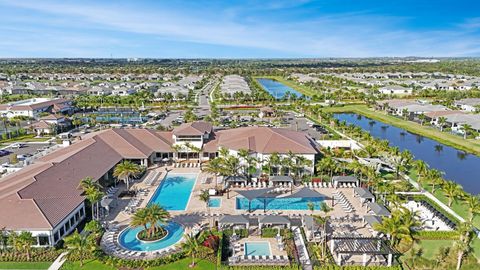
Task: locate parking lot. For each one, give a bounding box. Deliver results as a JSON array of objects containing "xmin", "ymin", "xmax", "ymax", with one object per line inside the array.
[
  {"xmin": 283, "ymin": 112, "xmax": 330, "ymax": 140},
  {"xmin": 0, "ymin": 142, "xmax": 52, "ymax": 165}
]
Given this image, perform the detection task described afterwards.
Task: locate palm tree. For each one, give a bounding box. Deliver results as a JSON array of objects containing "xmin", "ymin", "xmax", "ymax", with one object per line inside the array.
[
  {"xmin": 181, "ymin": 233, "xmax": 207, "ymax": 268},
  {"xmin": 64, "ymin": 230, "xmax": 95, "ymax": 267},
  {"xmin": 464, "ymin": 196, "xmax": 480, "ymax": 222},
  {"xmin": 307, "ymin": 201, "xmax": 315, "ymax": 215},
  {"xmin": 426, "ymin": 169, "xmax": 444, "ymax": 193},
  {"xmin": 414, "ymin": 160, "xmax": 429, "ymax": 186},
  {"xmin": 266, "ymin": 152, "xmax": 281, "ymax": 175},
  {"xmin": 199, "ymin": 189, "xmax": 210, "ymax": 217},
  {"xmin": 79, "ymin": 177, "xmax": 104, "ymax": 220},
  {"xmin": 461, "ymin": 124, "xmax": 473, "ymax": 139},
  {"xmin": 8, "ymin": 232, "xmax": 35, "ymax": 260},
  {"xmin": 374, "ymin": 208, "xmax": 421, "ymax": 248},
  {"xmin": 454, "ymin": 222, "xmax": 474, "ymax": 270},
  {"xmin": 438, "ymin": 116, "xmax": 447, "ymax": 131},
  {"xmin": 113, "ymin": 160, "xmax": 141, "ymax": 190},
  {"xmin": 402, "ymin": 108, "xmax": 409, "ymax": 120},
  {"xmin": 443, "ymin": 181, "xmax": 463, "ymax": 207},
  {"xmin": 203, "ymin": 158, "xmax": 223, "ymax": 187},
  {"xmin": 130, "ymin": 204, "xmax": 170, "ymax": 238}
]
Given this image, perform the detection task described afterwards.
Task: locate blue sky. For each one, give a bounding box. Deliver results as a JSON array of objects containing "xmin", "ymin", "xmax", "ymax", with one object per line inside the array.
[{"xmin": 0, "ymin": 0, "xmax": 479, "ymax": 58}]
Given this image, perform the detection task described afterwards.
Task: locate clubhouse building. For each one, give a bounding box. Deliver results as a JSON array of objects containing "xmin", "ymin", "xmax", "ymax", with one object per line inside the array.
[{"xmin": 0, "ymin": 122, "xmax": 320, "ymax": 246}]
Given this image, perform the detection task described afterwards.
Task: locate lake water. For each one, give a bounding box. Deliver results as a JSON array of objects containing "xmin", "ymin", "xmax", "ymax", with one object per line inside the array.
[
  {"xmin": 334, "ymin": 113, "xmax": 480, "ymax": 195},
  {"xmin": 257, "ymin": 78, "xmax": 302, "ymax": 99}
]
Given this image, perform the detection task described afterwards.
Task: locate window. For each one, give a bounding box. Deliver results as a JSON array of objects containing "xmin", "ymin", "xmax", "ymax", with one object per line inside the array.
[
  {"xmin": 54, "ymin": 232, "xmax": 59, "ymax": 242},
  {"xmin": 79, "ymin": 208, "xmax": 84, "ymax": 217},
  {"xmin": 59, "ymin": 227, "xmax": 65, "ymax": 236},
  {"xmin": 38, "ymin": 236, "xmax": 49, "ymax": 246},
  {"xmin": 65, "ymin": 222, "xmax": 70, "ymax": 232}
]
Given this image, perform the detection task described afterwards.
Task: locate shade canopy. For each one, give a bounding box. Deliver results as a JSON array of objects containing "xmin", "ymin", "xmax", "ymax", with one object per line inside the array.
[
  {"xmin": 364, "ymin": 215, "xmax": 383, "ymax": 227},
  {"xmin": 353, "ymin": 187, "xmax": 375, "ymax": 199},
  {"xmin": 236, "ymin": 188, "xmax": 276, "ymax": 201},
  {"xmin": 258, "ymin": 215, "xmax": 291, "ymax": 226},
  {"xmin": 269, "ymin": 175, "xmax": 294, "ymax": 182},
  {"xmin": 218, "ymin": 215, "xmax": 250, "ymax": 226},
  {"xmin": 367, "ymin": 202, "xmax": 391, "ymax": 216},
  {"xmin": 284, "ymin": 187, "xmax": 326, "ymax": 199},
  {"xmin": 332, "ymin": 175, "xmax": 358, "ymax": 183}
]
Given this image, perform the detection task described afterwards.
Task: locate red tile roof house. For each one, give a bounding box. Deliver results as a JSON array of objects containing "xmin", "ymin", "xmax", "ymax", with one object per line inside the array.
[
  {"xmin": 0, "ymin": 122, "xmax": 320, "ymax": 246},
  {"xmin": 0, "ymin": 98, "xmax": 73, "ymax": 119}
]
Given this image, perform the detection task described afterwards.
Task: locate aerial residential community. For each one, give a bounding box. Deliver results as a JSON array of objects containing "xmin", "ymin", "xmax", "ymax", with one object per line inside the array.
[{"xmin": 1, "ymin": 1, "xmax": 480, "ymax": 270}]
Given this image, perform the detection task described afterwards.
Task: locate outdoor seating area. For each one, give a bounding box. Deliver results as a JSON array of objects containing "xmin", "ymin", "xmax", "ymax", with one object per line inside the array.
[
  {"xmin": 333, "ymin": 191, "xmax": 354, "ymax": 213},
  {"xmin": 403, "ymin": 200, "xmax": 456, "ymax": 231},
  {"xmin": 228, "ymin": 236, "xmax": 289, "ymax": 266},
  {"xmin": 304, "ymin": 181, "xmax": 333, "ymax": 188},
  {"xmin": 143, "ymin": 170, "xmax": 162, "ymax": 186},
  {"xmin": 173, "ymin": 162, "xmax": 201, "ymax": 168}
]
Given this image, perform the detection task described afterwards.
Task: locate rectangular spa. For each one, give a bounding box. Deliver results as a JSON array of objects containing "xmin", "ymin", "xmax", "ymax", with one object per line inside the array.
[
  {"xmin": 149, "ymin": 173, "xmax": 197, "ymax": 210},
  {"xmin": 244, "ymin": 241, "xmax": 272, "ymax": 256},
  {"xmin": 208, "ymin": 197, "xmax": 222, "ymax": 208}
]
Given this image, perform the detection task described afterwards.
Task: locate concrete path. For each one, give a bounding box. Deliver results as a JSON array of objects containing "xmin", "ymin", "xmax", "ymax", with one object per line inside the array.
[{"xmin": 48, "ymin": 252, "xmax": 68, "ymax": 270}]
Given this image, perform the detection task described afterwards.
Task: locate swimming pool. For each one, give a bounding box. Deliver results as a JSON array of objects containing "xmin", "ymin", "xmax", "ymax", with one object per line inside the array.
[
  {"xmin": 244, "ymin": 242, "xmax": 271, "ymax": 256},
  {"xmin": 118, "ymin": 222, "xmax": 184, "ymax": 251},
  {"xmin": 149, "ymin": 173, "xmax": 197, "ymax": 210},
  {"xmin": 236, "ymin": 197, "xmax": 323, "ymax": 210},
  {"xmin": 208, "ymin": 197, "xmax": 221, "ymax": 208}
]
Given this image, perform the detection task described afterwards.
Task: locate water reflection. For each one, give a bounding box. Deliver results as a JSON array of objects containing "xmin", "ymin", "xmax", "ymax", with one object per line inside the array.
[{"xmin": 334, "ymin": 113, "xmax": 480, "ymax": 194}]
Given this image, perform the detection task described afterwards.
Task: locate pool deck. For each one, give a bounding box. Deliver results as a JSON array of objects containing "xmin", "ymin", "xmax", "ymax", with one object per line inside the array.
[{"xmin": 103, "ymin": 165, "xmax": 377, "ymax": 263}]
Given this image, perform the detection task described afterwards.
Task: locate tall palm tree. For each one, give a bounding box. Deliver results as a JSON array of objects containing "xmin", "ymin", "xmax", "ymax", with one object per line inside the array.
[
  {"xmin": 203, "ymin": 158, "xmax": 223, "ymax": 187},
  {"xmin": 464, "ymin": 196, "xmax": 480, "ymax": 222},
  {"xmin": 414, "ymin": 160, "xmax": 429, "ymax": 186},
  {"xmin": 64, "ymin": 230, "xmax": 95, "ymax": 267},
  {"xmin": 461, "ymin": 124, "xmax": 472, "ymax": 139},
  {"xmin": 454, "ymin": 222, "xmax": 474, "ymax": 270},
  {"xmin": 79, "ymin": 177, "xmax": 104, "ymax": 220},
  {"xmin": 113, "ymin": 160, "xmax": 141, "ymax": 190},
  {"xmin": 181, "ymin": 233, "xmax": 205, "ymax": 268},
  {"xmin": 199, "ymin": 189, "xmax": 210, "ymax": 215},
  {"xmin": 426, "ymin": 169, "xmax": 444, "ymax": 193},
  {"xmin": 438, "ymin": 116, "xmax": 447, "ymax": 131},
  {"xmin": 443, "ymin": 181, "xmax": 463, "ymax": 207}
]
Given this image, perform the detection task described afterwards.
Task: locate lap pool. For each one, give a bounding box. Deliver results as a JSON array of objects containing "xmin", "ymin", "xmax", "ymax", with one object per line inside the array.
[
  {"xmin": 236, "ymin": 197, "xmax": 323, "ymax": 210},
  {"xmin": 150, "ymin": 173, "xmax": 197, "ymax": 210}
]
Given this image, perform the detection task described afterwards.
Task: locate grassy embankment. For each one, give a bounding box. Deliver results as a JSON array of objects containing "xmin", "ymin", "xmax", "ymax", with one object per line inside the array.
[
  {"xmin": 60, "ymin": 258, "xmax": 215, "ymax": 270},
  {"xmin": 321, "ymin": 104, "xmax": 480, "ymax": 156},
  {"xmin": 0, "ymin": 262, "xmax": 51, "ymax": 269}
]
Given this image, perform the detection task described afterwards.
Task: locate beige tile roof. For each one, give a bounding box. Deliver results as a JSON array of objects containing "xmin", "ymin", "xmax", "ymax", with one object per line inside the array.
[
  {"xmin": 173, "ymin": 121, "xmax": 212, "ymax": 136},
  {"xmin": 216, "ymin": 126, "xmax": 320, "ymax": 154}
]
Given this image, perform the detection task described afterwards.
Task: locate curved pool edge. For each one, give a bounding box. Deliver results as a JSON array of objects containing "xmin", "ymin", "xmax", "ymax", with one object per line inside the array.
[{"xmin": 117, "ymin": 221, "xmax": 185, "ymax": 253}]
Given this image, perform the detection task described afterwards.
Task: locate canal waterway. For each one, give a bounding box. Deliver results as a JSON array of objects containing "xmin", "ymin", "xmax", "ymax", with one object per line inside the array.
[{"xmin": 257, "ymin": 78, "xmax": 302, "ymax": 99}]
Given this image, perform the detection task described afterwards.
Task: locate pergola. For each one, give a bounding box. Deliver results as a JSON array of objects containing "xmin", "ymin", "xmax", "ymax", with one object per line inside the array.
[
  {"xmin": 353, "ymin": 187, "xmax": 375, "ymax": 203},
  {"xmin": 218, "ymin": 215, "xmax": 251, "ymax": 229},
  {"xmin": 225, "ymin": 175, "xmax": 248, "ymax": 186},
  {"xmin": 367, "ymin": 202, "xmax": 391, "ymax": 217},
  {"xmin": 269, "ymin": 175, "xmax": 294, "ymax": 186},
  {"xmin": 258, "ymin": 215, "xmax": 291, "ymax": 229},
  {"xmin": 332, "ymin": 175, "xmax": 359, "ymax": 188},
  {"xmin": 330, "ymin": 236, "xmax": 398, "ymax": 266}
]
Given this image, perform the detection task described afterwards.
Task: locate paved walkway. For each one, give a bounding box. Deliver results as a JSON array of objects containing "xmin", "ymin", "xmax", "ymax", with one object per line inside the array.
[
  {"xmin": 48, "ymin": 252, "xmax": 67, "ymax": 270},
  {"xmin": 292, "ymin": 226, "xmax": 312, "ymax": 270}
]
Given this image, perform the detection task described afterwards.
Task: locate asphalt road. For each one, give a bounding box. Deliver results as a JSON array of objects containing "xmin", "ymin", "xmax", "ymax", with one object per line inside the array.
[{"xmin": 0, "ymin": 142, "xmax": 51, "ymax": 165}]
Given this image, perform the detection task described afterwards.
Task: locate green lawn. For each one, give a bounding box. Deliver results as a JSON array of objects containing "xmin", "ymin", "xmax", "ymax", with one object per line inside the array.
[
  {"xmin": 0, "ymin": 262, "xmax": 51, "ymax": 269},
  {"xmin": 60, "ymin": 260, "xmax": 114, "ymax": 270},
  {"xmin": 409, "ymin": 239, "xmax": 453, "ymax": 260},
  {"xmin": 321, "ymin": 104, "xmax": 480, "ymax": 156},
  {"xmin": 60, "ymin": 258, "xmax": 215, "ymax": 270},
  {"xmin": 148, "ymin": 258, "xmax": 215, "ymax": 270}
]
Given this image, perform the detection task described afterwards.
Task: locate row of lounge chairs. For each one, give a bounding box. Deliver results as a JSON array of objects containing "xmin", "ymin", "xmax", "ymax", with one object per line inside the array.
[
  {"xmin": 304, "ymin": 182, "xmax": 332, "ymax": 188},
  {"xmin": 333, "ymin": 191, "xmax": 354, "ymax": 213},
  {"xmin": 234, "ymin": 182, "xmax": 293, "ymax": 189},
  {"xmin": 106, "ymin": 186, "xmax": 119, "ymax": 196},
  {"xmin": 144, "ymin": 170, "xmax": 161, "ymax": 186},
  {"xmin": 228, "ymin": 255, "xmax": 289, "ymax": 265},
  {"xmin": 420, "ymin": 200, "xmax": 456, "ymax": 230},
  {"xmin": 124, "ymin": 197, "xmax": 143, "ymax": 214},
  {"xmin": 173, "ymin": 162, "xmax": 200, "ymax": 168},
  {"xmin": 338, "ymin": 183, "xmax": 357, "ymax": 188}
]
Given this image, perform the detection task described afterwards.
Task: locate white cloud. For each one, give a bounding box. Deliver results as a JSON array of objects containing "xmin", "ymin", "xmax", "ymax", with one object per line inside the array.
[{"xmin": 0, "ymin": 0, "xmax": 479, "ymax": 57}]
